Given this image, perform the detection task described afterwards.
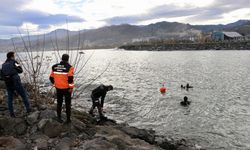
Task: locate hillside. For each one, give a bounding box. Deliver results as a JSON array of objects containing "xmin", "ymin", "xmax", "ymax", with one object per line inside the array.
[{"xmin": 0, "ymin": 20, "xmax": 250, "ymax": 51}]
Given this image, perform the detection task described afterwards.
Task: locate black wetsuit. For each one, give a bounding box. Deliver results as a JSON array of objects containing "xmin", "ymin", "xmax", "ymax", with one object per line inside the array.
[
  {"xmin": 89, "ymin": 85, "xmax": 108, "ymax": 117},
  {"xmin": 180, "ymin": 101, "xmax": 191, "ymax": 106}
]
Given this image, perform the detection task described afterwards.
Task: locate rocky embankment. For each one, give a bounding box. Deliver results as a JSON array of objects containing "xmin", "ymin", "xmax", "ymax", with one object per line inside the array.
[
  {"xmin": 119, "ymin": 41, "xmax": 250, "ymax": 51},
  {"xmin": 0, "ymin": 84, "xmax": 201, "ymax": 150}
]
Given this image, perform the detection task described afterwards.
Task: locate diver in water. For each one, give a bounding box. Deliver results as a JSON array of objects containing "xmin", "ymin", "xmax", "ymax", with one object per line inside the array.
[
  {"xmin": 181, "ymin": 84, "xmax": 185, "ymax": 89},
  {"xmin": 186, "ymin": 83, "xmax": 193, "ymax": 89},
  {"xmin": 180, "ymin": 96, "xmax": 191, "ymax": 106}
]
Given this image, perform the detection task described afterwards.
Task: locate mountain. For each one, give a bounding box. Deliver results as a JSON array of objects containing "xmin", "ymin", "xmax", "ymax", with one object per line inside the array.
[
  {"xmin": 225, "ymin": 21, "xmax": 250, "ymax": 36},
  {"xmin": 192, "ymin": 20, "xmax": 250, "ymax": 32},
  {"xmin": 70, "ymin": 22, "xmax": 201, "ymax": 47},
  {"xmin": 0, "ymin": 20, "xmax": 249, "ymax": 51}
]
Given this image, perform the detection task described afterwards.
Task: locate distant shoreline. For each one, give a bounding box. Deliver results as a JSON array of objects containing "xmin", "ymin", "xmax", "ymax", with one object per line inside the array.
[{"xmin": 119, "ymin": 41, "xmax": 250, "ymax": 51}]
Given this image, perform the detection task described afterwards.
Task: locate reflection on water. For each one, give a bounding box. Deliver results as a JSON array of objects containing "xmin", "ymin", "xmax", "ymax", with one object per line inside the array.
[{"xmin": 2, "ymin": 49, "xmax": 250, "ymax": 149}]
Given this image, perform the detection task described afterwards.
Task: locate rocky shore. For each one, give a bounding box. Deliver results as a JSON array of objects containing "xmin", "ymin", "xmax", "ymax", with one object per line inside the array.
[
  {"xmin": 0, "ymin": 85, "xmax": 202, "ymax": 150},
  {"xmin": 119, "ymin": 41, "xmax": 250, "ymax": 51}
]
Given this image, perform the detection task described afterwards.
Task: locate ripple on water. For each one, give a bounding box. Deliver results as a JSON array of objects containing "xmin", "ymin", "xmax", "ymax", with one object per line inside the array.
[{"xmin": 63, "ymin": 50, "xmax": 250, "ymax": 149}]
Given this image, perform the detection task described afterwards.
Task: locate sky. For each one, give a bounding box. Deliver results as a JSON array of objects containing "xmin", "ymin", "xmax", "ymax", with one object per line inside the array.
[{"xmin": 0, "ymin": 0, "xmax": 250, "ymax": 39}]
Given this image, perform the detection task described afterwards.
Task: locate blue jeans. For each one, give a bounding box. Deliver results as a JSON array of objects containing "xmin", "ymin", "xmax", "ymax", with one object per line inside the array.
[{"xmin": 6, "ymin": 77, "xmax": 30, "ymax": 115}]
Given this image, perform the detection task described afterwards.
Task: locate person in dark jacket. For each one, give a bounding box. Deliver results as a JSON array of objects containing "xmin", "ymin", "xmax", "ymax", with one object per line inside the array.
[
  {"xmin": 180, "ymin": 96, "xmax": 191, "ymax": 106},
  {"xmin": 50, "ymin": 54, "xmax": 74, "ymax": 123},
  {"xmin": 1, "ymin": 52, "xmax": 31, "ymax": 117},
  {"xmin": 89, "ymin": 84, "xmax": 113, "ymax": 118}
]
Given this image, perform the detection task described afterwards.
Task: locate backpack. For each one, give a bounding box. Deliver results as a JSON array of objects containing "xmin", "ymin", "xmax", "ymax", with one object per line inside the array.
[
  {"xmin": 0, "ymin": 69, "xmax": 3, "ymax": 81},
  {"xmin": 1, "ymin": 61, "xmax": 17, "ymax": 84}
]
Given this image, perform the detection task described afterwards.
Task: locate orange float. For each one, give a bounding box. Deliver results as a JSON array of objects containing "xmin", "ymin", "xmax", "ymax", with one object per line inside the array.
[{"xmin": 160, "ymin": 83, "xmax": 167, "ymax": 94}]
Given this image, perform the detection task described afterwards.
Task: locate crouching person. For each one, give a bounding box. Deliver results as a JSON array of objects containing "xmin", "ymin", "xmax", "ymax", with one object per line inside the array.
[{"xmin": 89, "ymin": 84, "xmax": 113, "ymax": 119}]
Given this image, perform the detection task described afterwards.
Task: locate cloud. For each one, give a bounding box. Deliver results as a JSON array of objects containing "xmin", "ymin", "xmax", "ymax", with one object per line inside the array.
[
  {"xmin": 104, "ymin": 0, "xmax": 250, "ymax": 25},
  {"xmin": 104, "ymin": 4, "xmax": 201, "ymax": 25},
  {"xmin": 187, "ymin": 0, "xmax": 250, "ymax": 23},
  {"xmin": 0, "ymin": 0, "xmax": 84, "ymax": 38},
  {"xmin": 0, "ymin": 10, "xmax": 84, "ymax": 27},
  {"xmin": 1, "ymin": 0, "xmax": 250, "ymax": 38}
]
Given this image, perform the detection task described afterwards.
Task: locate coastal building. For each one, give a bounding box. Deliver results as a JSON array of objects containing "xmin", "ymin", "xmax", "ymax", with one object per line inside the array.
[
  {"xmin": 211, "ymin": 31, "xmax": 243, "ymax": 41},
  {"xmin": 244, "ymin": 35, "xmax": 250, "ymax": 40}
]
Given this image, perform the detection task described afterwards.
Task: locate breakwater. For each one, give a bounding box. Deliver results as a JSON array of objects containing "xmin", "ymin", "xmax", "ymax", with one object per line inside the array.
[{"xmin": 119, "ymin": 41, "xmax": 250, "ymax": 51}]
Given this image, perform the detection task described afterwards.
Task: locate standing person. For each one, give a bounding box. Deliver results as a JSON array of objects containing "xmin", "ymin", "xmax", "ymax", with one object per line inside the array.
[
  {"xmin": 89, "ymin": 84, "xmax": 113, "ymax": 119},
  {"xmin": 49, "ymin": 54, "xmax": 74, "ymax": 123},
  {"xmin": 1, "ymin": 52, "xmax": 31, "ymax": 117}
]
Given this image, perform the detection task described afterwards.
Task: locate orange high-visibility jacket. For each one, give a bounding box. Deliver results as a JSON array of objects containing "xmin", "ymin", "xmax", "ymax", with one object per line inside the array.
[{"xmin": 49, "ymin": 61, "xmax": 74, "ymax": 89}]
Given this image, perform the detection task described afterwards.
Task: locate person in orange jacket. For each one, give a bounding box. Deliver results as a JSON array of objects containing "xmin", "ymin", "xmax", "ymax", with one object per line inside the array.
[{"xmin": 49, "ymin": 54, "xmax": 74, "ymax": 123}]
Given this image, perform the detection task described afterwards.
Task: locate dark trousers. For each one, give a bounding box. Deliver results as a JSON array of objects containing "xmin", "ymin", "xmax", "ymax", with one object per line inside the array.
[
  {"xmin": 89, "ymin": 95, "xmax": 103, "ymax": 117},
  {"xmin": 56, "ymin": 88, "xmax": 71, "ymax": 121},
  {"xmin": 6, "ymin": 81, "xmax": 30, "ymax": 115}
]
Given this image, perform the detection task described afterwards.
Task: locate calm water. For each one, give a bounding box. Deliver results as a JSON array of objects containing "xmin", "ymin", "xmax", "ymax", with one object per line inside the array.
[{"xmin": 2, "ymin": 49, "xmax": 250, "ymax": 149}]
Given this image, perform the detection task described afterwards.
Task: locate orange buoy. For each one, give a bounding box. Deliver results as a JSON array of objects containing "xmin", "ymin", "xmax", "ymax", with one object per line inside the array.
[
  {"xmin": 160, "ymin": 83, "xmax": 167, "ymax": 94},
  {"xmin": 160, "ymin": 87, "xmax": 166, "ymax": 94}
]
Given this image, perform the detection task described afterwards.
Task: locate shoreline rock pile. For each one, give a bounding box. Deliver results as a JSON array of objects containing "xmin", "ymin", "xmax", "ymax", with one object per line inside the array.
[{"xmin": 0, "ymin": 88, "xmax": 202, "ymax": 150}]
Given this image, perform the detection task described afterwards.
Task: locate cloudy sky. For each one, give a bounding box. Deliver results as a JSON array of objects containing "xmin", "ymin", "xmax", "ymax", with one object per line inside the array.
[{"xmin": 0, "ymin": 0, "xmax": 250, "ymax": 39}]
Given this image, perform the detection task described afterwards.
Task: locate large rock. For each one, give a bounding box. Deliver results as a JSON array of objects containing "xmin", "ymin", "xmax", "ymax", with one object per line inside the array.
[
  {"xmin": 156, "ymin": 137, "xmax": 198, "ymax": 150},
  {"xmin": 0, "ymin": 117, "xmax": 27, "ymax": 135},
  {"xmin": 38, "ymin": 119, "xmax": 50, "ymax": 130},
  {"xmin": 43, "ymin": 119, "xmax": 67, "ymax": 138},
  {"xmin": 92, "ymin": 126, "xmax": 162, "ymax": 150},
  {"xmin": 27, "ymin": 111, "xmax": 40, "ymax": 125},
  {"xmin": 55, "ymin": 137, "xmax": 72, "ymax": 150},
  {"xmin": 30, "ymin": 134, "xmax": 50, "ymax": 149},
  {"xmin": 34, "ymin": 137, "xmax": 49, "ymax": 150},
  {"xmin": 0, "ymin": 90, "xmax": 5, "ymax": 105},
  {"xmin": 71, "ymin": 118, "xmax": 87, "ymax": 133},
  {"xmin": 39, "ymin": 109, "xmax": 56, "ymax": 119},
  {"xmin": 116, "ymin": 126, "xmax": 155, "ymax": 144},
  {"xmin": 0, "ymin": 136, "xmax": 26, "ymax": 150},
  {"xmin": 78, "ymin": 137, "xmax": 118, "ymax": 150}
]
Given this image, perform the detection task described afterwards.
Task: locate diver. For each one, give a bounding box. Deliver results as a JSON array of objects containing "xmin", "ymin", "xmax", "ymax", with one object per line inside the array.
[
  {"xmin": 89, "ymin": 84, "xmax": 113, "ymax": 119},
  {"xmin": 181, "ymin": 84, "xmax": 185, "ymax": 89},
  {"xmin": 180, "ymin": 96, "xmax": 191, "ymax": 106},
  {"xmin": 186, "ymin": 83, "xmax": 193, "ymax": 89}
]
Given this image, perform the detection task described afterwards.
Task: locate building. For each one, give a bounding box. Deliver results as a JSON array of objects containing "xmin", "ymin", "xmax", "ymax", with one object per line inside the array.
[{"xmin": 211, "ymin": 31, "xmax": 243, "ymax": 41}]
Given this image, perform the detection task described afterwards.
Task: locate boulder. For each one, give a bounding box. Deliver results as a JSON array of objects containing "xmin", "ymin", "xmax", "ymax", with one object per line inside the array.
[
  {"xmin": 116, "ymin": 126, "xmax": 155, "ymax": 144},
  {"xmin": 94, "ymin": 126, "xmax": 162, "ymax": 150},
  {"xmin": 71, "ymin": 118, "xmax": 87, "ymax": 133},
  {"xmin": 39, "ymin": 109, "xmax": 56, "ymax": 119},
  {"xmin": 55, "ymin": 137, "xmax": 72, "ymax": 150},
  {"xmin": 27, "ymin": 111, "xmax": 40, "ymax": 125},
  {"xmin": 38, "ymin": 119, "xmax": 50, "ymax": 130},
  {"xmin": 0, "ymin": 136, "xmax": 26, "ymax": 150},
  {"xmin": 78, "ymin": 137, "xmax": 118, "ymax": 150},
  {"xmin": 0, "ymin": 90, "xmax": 5, "ymax": 104},
  {"xmin": 30, "ymin": 125, "xmax": 38, "ymax": 134},
  {"xmin": 43, "ymin": 119, "xmax": 67, "ymax": 138},
  {"xmin": 37, "ymin": 104, "xmax": 47, "ymax": 111},
  {"xmin": 34, "ymin": 137, "xmax": 49, "ymax": 150},
  {"xmin": 0, "ymin": 117, "xmax": 27, "ymax": 135}
]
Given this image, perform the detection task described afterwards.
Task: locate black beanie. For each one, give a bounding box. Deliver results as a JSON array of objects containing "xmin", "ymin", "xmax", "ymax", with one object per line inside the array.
[{"xmin": 62, "ymin": 54, "xmax": 69, "ymax": 61}]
